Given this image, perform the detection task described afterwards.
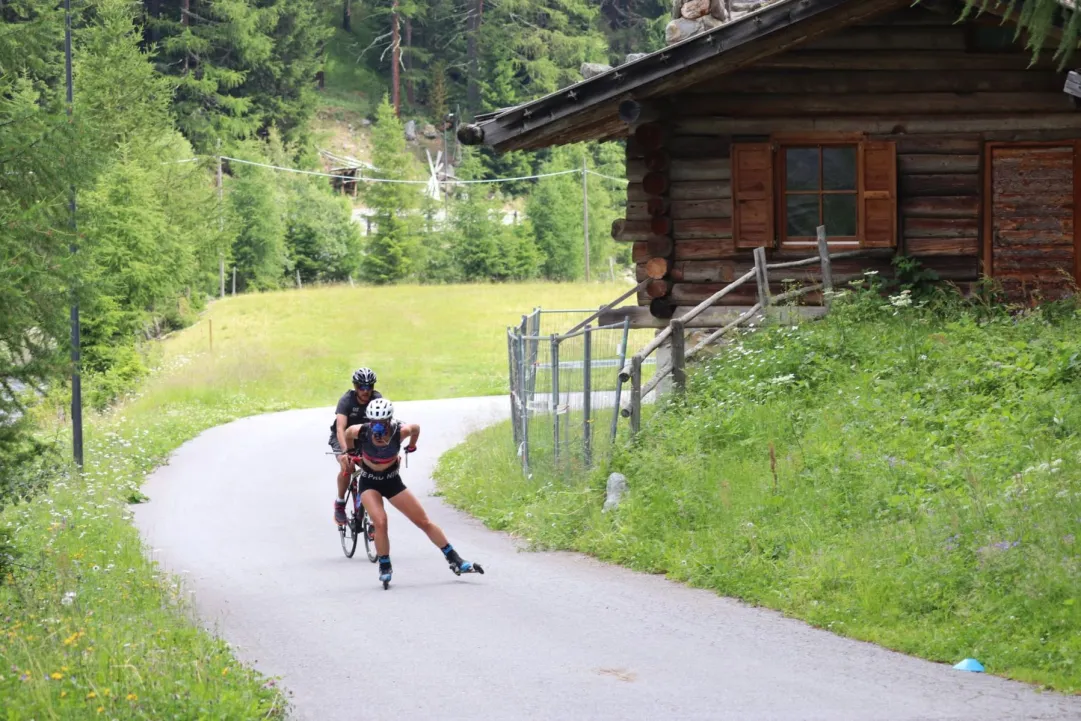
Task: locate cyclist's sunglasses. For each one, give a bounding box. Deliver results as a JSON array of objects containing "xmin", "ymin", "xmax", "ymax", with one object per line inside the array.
[{"xmin": 355, "ymin": 384, "xmax": 374, "ymax": 391}]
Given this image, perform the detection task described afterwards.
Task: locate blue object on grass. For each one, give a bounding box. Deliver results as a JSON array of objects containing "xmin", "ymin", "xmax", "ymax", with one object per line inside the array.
[{"xmin": 954, "ymin": 658, "xmax": 985, "ymax": 672}]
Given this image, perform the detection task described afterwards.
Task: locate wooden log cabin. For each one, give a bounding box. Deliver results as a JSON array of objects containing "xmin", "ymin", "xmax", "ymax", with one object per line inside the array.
[{"xmin": 459, "ymin": 0, "xmax": 1081, "ymax": 318}]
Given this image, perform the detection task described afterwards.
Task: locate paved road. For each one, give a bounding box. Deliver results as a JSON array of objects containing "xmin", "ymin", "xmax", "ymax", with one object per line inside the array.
[{"xmin": 135, "ymin": 398, "xmax": 1081, "ymax": 721}]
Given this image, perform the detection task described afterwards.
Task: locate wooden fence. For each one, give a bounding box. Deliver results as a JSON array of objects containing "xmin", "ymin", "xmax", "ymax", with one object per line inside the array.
[{"xmin": 617, "ymin": 226, "xmax": 875, "ymax": 436}]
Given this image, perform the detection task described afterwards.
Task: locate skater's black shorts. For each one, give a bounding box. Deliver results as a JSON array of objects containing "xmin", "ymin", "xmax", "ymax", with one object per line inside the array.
[{"xmin": 356, "ymin": 462, "xmax": 406, "ymax": 499}]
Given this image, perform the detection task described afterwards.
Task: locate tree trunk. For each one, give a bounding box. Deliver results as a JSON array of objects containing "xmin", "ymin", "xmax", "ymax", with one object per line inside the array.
[
  {"xmin": 467, "ymin": 0, "xmax": 483, "ymax": 112},
  {"xmin": 181, "ymin": 0, "xmax": 190, "ymax": 72},
  {"xmin": 391, "ymin": 0, "xmax": 400, "ymax": 116},
  {"xmin": 405, "ymin": 18, "xmax": 414, "ymax": 106},
  {"xmin": 342, "ymin": 0, "xmax": 351, "ymax": 31}
]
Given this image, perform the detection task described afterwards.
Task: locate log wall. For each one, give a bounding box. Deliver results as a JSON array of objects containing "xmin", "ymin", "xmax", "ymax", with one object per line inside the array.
[{"xmin": 617, "ymin": 3, "xmax": 1077, "ymax": 315}]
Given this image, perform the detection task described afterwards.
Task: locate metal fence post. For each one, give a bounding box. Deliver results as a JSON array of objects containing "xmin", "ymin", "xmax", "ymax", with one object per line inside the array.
[
  {"xmin": 583, "ymin": 325, "xmax": 593, "ymax": 468},
  {"xmin": 754, "ymin": 246, "xmax": 771, "ymax": 309},
  {"xmin": 630, "ymin": 355, "xmax": 642, "ymax": 439},
  {"xmin": 671, "ymin": 318, "xmax": 686, "ymax": 394},
  {"xmin": 817, "ymin": 225, "xmax": 833, "ymax": 309},
  {"xmin": 507, "ymin": 328, "xmax": 519, "ymax": 447},
  {"xmin": 519, "ymin": 331, "xmax": 530, "ymax": 475},
  {"xmin": 551, "ymin": 334, "xmax": 560, "ymax": 466},
  {"xmin": 611, "ymin": 316, "xmax": 631, "ymax": 444}
]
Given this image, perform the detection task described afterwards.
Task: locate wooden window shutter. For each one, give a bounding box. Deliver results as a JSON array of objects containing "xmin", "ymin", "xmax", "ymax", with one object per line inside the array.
[
  {"xmin": 858, "ymin": 141, "xmax": 898, "ymax": 248},
  {"xmin": 732, "ymin": 142, "xmax": 775, "ymax": 249}
]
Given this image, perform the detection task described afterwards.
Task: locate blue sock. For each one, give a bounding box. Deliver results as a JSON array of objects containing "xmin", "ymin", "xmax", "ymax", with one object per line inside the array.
[
  {"xmin": 441, "ymin": 544, "xmax": 453, "ymax": 557},
  {"xmin": 379, "ymin": 555, "xmax": 390, "ymax": 565}
]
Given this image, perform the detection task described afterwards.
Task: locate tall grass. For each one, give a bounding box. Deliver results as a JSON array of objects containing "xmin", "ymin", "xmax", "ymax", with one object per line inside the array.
[
  {"xmin": 1, "ymin": 280, "xmax": 631, "ymax": 718},
  {"xmin": 436, "ymin": 285, "xmax": 1081, "ymax": 692}
]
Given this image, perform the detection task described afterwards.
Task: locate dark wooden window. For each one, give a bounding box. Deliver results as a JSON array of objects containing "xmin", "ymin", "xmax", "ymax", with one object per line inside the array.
[
  {"xmin": 781, "ymin": 145, "xmax": 858, "ymax": 246},
  {"xmin": 732, "ymin": 140, "xmax": 897, "ymax": 250}
]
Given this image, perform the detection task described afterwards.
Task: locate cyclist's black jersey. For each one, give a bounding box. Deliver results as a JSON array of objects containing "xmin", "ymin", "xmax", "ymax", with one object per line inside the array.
[
  {"xmin": 329, "ymin": 389, "xmax": 383, "ymax": 433},
  {"xmin": 354, "ymin": 421, "xmax": 403, "ymax": 466}
]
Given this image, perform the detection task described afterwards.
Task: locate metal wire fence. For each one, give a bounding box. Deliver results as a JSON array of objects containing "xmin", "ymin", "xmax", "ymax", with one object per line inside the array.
[{"xmin": 507, "ymin": 308, "xmax": 656, "ymax": 476}]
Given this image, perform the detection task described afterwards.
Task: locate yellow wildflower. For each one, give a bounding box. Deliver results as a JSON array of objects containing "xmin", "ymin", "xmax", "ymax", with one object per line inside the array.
[
  {"xmin": 97, "ymin": 706, "xmax": 104, "ymax": 714},
  {"xmin": 50, "ymin": 672, "xmax": 64, "ymax": 680},
  {"xmin": 126, "ymin": 693, "xmax": 138, "ymax": 701},
  {"xmin": 86, "ymin": 691, "xmax": 97, "ymax": 699},
  {"xmin": 221, "ymin": 667, "xmax": 229, "ymax": 676},
  {"xmin": 102, "ymin": 688, "xmax": 111, "ymax": 697},
  {"xmin": 61, "ymin": 691, "xmax": 67, "ymax": 698}
]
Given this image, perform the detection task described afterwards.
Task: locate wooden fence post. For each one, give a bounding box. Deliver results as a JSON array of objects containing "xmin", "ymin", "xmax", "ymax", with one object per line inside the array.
[
  {"xmin": 611, "ymin": 316, "xmax": 631, "ymax": 444},
  {"xmin": 753, "ymin": 246, "xmax": 770, "ymax": 309},
  {"xmin": 629, "ymin": 355, "xmax": 642, "ymax": 439},
  {"xmin": 816, "ymin": 225, "xmax": 833, "ymax": 309},
  {"xmin": 671, "ymin": 318, "xmax": 686, "ymax": 394}
]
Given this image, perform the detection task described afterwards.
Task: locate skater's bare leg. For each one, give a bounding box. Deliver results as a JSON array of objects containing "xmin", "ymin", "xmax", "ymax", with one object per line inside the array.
[{"xmin": 387, "ymin": 489, "xmax": 449, "ymax": 548}]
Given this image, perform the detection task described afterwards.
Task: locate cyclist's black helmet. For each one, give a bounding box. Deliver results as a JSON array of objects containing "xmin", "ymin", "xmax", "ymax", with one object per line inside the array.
[{"xmin": 352, "ymin": 367, "xmax": 377, "ymax": 387}]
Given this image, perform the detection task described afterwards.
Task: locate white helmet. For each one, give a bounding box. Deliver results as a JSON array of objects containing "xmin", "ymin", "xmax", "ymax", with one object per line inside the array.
[{"xmin": 366, "ymin": 398, "xmax": 394, "ymax": 421}]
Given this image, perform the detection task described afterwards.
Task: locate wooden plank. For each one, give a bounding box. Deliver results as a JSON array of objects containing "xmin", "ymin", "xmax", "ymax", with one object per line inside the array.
[
  {"xmin": 900, "ymin": 173, "xmax": 981, "ymax": 196},
  {"xmin": 900, "ymin": 196, "xmax": 981, "ymax": 219},
  {"xmin": 905, "ymin": 237, "xmax": 980, "ymax": 256},
  {"xmin": 680, "ymin": 93, "xmax": 1073, "ymax": 117},
  {"xmin": 670, "ymin": 180, "xmax": 732, "ymax": 201},
  {"xmin": 798, "ymin": 25, "xmax": 968, "ymax": 52},
  {"xmin": 673, "ymin": 239, "xmax": 739, "ymax": 261},
  {"xmin": 692, "ymin": 69, "xmax": 1064, "ymax": 96},
  {"xmin": 903, "ymin": 217, "xmax": 981, "ymax": 239},
  {"xmin": 629, "ymin": 135, "xmax": 732, "ymax": 160},
  {"xmin": 754, "ymin": 50, "xmax": 1057, "ymax": 72},
  {"xmin": 671, "ymin": 198, "xmax": 733, "ymax": 220},
  {"xmin": 627, "ymin": 157, "xmax": 731, "ymax": 183},
  {"xmin": 674, "ymin": 114, "xmax": 1081, "ymax": 137},
  {"xmin": 673, "ymin": 218, "xmax": 733, "ymax": 240},
  {"xmin": 890, "ymin": 136, "xmax": 984, "ymax": 155},
  {"xmin": 612, "ymin": 219, "xmax": 659, "ymax": 242},
  {"xmin": 898, "ymin": 154, "xmax": 981, "ymax": 175},
  {"xmin": 669, "ymin": 260, "xmax": 736, "ymax": 283}
]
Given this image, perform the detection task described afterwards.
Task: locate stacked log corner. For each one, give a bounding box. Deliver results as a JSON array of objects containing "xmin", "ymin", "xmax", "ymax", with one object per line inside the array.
[{"xmin": 622, "ymin": 121, "xmax": 675, "ymax": 319}]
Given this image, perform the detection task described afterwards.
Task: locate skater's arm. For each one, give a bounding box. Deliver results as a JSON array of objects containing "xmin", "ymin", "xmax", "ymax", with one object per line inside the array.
[
  {"xmin": 335, "ymin": 414, "xmax": 350, "ymax": 454},
  {"xmin": 343, "ymin": 423, "xmax": 367, "ymax": 452},
  {"xmin": 400, "ymin": 423, "xmax": 420, "ymax": 451}
]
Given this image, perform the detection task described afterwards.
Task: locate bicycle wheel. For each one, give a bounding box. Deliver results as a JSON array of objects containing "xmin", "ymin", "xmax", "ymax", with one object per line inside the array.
[
  {"xmin": 339, "ymin": 486, "xmax": 359, "ymax": 558},
  {"xmin": 362, "ymin": 510, "xmax": 378, "ymax": 563}
]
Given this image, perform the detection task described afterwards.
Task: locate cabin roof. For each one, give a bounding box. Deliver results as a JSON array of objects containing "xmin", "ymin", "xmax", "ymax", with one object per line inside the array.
[{"xmin": 458, "ymin": 0, "xmax": 1046, "ymax": 153}]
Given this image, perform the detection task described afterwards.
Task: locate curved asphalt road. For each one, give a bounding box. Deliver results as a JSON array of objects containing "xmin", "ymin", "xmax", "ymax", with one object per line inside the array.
[{"xmin": 135, "ymin": 398, "xmax": 1081, "ymax": 721}]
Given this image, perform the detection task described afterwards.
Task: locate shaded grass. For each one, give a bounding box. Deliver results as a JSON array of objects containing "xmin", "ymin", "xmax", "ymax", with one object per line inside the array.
[
  {"xmin": 2, "ymin": 281, "xmax": 630, "ymax": 718},
  {"xmin": 436, "ymin": 290, "xmax": 1081, "ymax": 693}
]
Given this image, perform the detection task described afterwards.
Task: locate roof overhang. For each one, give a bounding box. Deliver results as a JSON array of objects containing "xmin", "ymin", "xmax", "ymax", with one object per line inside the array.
[{"xmin": 459, "ymin": 0, "xmax": 1073, "ymax": 153}]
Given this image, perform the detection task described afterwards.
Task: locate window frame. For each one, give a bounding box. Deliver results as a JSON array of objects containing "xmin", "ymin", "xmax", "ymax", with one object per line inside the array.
[{"xmin": 777, "ymin": 142, "xmax": 861, "ymax": 249}]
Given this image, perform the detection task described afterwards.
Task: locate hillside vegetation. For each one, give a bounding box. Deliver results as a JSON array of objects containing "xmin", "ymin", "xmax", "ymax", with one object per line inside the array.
[{"xmin": 437, "ymin": 283, "xmax": 1081, "ymax": 692}]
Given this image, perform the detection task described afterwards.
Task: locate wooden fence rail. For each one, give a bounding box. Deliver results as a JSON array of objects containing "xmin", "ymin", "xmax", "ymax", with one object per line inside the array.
[{"xmin": 618, "ymin": 226, "xmax": 869, "ymax": 428}]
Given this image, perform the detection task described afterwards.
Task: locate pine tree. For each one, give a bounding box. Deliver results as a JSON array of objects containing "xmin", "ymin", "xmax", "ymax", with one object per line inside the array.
[
  {"xmin": 362, "ymin": 96, "xmax": 421, "ymax": 283},
  {"xmin": 229, "ymin": 158, "xmax": 289, "ymax": 291},
  {"xmin": 449, "ymin": 151, "xmax": 506, "ymax": 279},
  {"xmin": 527, "ymin": 147, "xmax": 583, "ymax": 281}
]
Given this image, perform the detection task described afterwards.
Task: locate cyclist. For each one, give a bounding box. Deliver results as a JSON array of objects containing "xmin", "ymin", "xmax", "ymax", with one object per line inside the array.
[
  {"xmin": 342, "ymin": 397, "xmax": 482, "ymax": 585},
  {"xmin": 330, "ymin": 368, "xmax": 382, "ymax": 526}
]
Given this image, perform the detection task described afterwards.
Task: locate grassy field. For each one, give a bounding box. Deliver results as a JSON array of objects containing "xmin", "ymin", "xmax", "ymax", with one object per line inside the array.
[
  {"xmin": 436, "ymin": 286, "xmax": 1081, "ymax": 693},
  {"xmin": 1, "ymin": 281, "xmax": 631, "ymax": 719}
]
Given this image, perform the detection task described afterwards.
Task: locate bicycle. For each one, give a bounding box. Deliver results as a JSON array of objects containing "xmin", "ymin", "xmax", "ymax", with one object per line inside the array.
[{"xmin": 339, "ymin": 459, "xmax": 378, "ymax": 563}]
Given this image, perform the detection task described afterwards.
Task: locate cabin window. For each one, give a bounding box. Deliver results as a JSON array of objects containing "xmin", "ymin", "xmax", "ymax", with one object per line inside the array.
[
  {"xmin": 781, "ymin": 145, "xmax": 858, "ymax": 246},
  {"xmin": 731, "ymin": 140, "xmax": 897, "ymax": 250}
]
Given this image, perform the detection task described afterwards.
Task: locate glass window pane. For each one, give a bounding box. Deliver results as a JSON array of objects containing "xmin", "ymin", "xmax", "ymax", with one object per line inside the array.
[
  {"xmin": 823, "ymin": 147, "xmax": 857, "ymax": 190},
  {"xmin": 786, "ymin": 194, "xmax": 819, "ymax": 237},
  {"xmin": 823, "ymin": 194, "xmax": 857, "ymax": 236},
  {"xmin": 785, "ymin": 148, "xmax": 819, "ymax": 191}
]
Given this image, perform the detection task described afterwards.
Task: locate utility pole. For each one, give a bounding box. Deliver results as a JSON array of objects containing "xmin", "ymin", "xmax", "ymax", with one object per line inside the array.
[
  {"xmin": 65, "ymin": 0, "xmax": 83, "ymax": 468},
  {"xmin": 217, "ymin": 141, "xmax": 224, "ymax": 298},
  {"xmin": 582, "ymin": 153, "xmax": 590, "ymax": 282}
]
